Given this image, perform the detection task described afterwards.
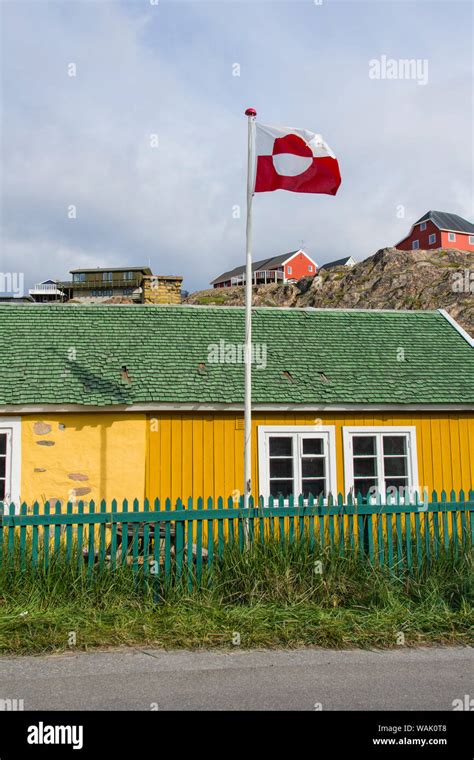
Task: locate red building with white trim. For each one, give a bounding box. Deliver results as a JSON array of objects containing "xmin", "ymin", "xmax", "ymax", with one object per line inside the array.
[
  {"xmin": 396, "ymin": 211, "xmax": 474, "ymax": 252},
  {"xmin": 211, "ymin": 249, "xmax": 318, "ymax": 288}
]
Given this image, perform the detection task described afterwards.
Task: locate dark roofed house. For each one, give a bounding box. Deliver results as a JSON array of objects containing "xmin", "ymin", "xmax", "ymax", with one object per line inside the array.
[
  {"xmin": 396, "ymin": 211, "xmax": 474, "ymax": 252},
  {"xmin": 211, "ymin": 249, "xmax": 318, "ymax": 288},
  {"xmin": 320, "ymin": 256, "xmax": 356, "ymax": 271}
]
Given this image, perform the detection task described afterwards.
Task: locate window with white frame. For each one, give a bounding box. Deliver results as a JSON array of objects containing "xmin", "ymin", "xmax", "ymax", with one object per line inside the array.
[
  {"xmin": 428, "ymin": 233, "xmax": 436, "ymax": 244},
  {"xmin": 448, "ymin": 232, "xmax": 456, "ymax": 242},
  {"xmin": 0, "ymin": 418, "xmax": 21, "ymax": 510},
  {"xmin": 287, "ymin": 266, "xmax": 292, "ymax": 275},
  {"xmin": 102, "ymin": 271, "xmax": 113, "ymax": 282},
  {"xmin": 343, "ymin": 427, "xmax": 418, "ymax": 501},
  {"xmin": 258, "ymin": 426, "xmax": 337, "ymax": 502},
  {"xmin": 308, "ymin": 265, "xmax": 313, "ymax": 272},
  {"xmin": 469, "ymin": 235, "xmax": 474, "ymax": 245},
  {"xmin": 420, "ymin": 222, "xmax": 427, "ymax": 231},
  {"xmin": 412, "ymin": 240, "xmax": 419, "ymax": 250}
]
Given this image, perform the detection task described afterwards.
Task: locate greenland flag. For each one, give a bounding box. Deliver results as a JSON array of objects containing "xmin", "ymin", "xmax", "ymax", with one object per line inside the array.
[{"xmin": 254, "ymin": 122, "xmax": 341, "ymax": 195}]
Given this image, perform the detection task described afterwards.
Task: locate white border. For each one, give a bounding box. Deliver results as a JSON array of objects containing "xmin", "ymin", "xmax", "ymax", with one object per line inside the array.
[
  {"xmin": 257, "ymin": 425, "xmax": 337, "ymax": 502},
  {"xmin": 0, "ymin": 417, "xmax": 21, "ymax": 512},
  {"xmin": 342, "ymin": 425, "xmax": 419, "ymax": 500},
  {"xmin": 438, "ymin": 309, "xmax": 474, "ymax": 347}
]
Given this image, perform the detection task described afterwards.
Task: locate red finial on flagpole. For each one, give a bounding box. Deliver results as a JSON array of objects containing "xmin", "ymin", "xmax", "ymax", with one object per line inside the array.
[{"xmin": 245, "ymin": 107, "xmax": 257, "ymax": 117}]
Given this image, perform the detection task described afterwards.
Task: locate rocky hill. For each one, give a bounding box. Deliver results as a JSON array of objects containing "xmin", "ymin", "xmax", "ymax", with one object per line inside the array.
[{"xmin": 185, "ymin": 247, "xmax": 473, "ymax": 337}]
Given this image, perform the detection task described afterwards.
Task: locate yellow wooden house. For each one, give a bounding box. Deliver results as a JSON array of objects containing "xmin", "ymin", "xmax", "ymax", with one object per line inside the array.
[{"xmin": 0, "ymin": 304, "xmax": 473, "ymax": 509}]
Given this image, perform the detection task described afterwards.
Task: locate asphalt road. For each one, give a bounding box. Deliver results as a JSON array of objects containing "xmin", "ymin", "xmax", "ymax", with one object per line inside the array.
[{"xmin": 0, "ymin": 646, "xmax": 472, "ymax": 711}]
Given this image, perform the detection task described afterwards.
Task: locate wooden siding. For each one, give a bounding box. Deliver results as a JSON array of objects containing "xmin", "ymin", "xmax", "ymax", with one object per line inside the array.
[{"xmin": 146, "ymin": 411, "xmax": 474, "ymax": 502}]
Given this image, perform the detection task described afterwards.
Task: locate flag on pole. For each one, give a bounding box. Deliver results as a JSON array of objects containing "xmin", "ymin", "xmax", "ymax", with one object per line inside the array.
[{"xmin": 253, "ymin": 122, "xmax": 341, "ymax": 196}]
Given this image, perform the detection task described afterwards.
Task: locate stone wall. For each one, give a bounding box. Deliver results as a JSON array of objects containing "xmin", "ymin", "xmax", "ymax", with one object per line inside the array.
[{"xmin": 142, "ymin": 275, "xmax": 183, "ymax": 304}]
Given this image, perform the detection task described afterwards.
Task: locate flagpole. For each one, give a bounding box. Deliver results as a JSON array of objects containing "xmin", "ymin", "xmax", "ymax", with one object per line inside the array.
[{"xmin": 244, "ymin": 107, "xmax": 256, "ymax": 510}]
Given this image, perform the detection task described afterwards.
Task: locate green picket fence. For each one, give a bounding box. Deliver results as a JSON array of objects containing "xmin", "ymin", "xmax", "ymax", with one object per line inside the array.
[{"xmin": 0, "ymin": 490, "xmax": 473, "ymax": 584}]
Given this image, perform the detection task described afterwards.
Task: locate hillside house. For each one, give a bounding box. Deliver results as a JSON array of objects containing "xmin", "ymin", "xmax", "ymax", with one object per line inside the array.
[
  {"xmin": 211, "ymin": 249, "xmax": 318, "ymax": 288},
  {"xmin": 320, "ymin": 256, "xmax": 356, "ymax": 271},
  {"xmin": 396, "ymin": 211, "xmax": 474, "ymax": 252}
]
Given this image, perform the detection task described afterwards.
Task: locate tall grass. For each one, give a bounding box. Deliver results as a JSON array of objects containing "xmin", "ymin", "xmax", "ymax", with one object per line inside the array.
[{"xmin": 0, "ymin": 538, "xmax": 472, "ymax": 654}]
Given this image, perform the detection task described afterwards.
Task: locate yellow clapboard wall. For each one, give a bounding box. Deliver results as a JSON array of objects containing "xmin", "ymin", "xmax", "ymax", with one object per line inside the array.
[
  {"xmin": 146, "ymin": 411, "xmax": 474, "ymax": 502},
  {"xmin": 12, "ymin": 411, "xmax": 474, "ymax": 505}
]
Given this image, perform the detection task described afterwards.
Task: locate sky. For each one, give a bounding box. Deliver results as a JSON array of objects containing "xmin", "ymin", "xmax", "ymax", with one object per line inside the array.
[{"xmin": 1, "ymin": 0, "xmax": 473, "ymax": 293}]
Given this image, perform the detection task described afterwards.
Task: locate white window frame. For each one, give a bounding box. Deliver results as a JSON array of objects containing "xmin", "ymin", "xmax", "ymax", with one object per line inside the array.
[
  {"xmin": 469, "ymin": 235, "xmax": 474, "ymax": 245},
  {"xmin": 0, "ymin": 417, "xmax": 21, "ymax": 514},
  {"xmin": 428, "ymin": 233, "xmax": 436, "ymax": 244},
  {"xmin": 343, "ymin": 426, "xmax": 418, "ymax": 504},
  {"xmin": 258, "ymin": 425, "xmax": 337, "ymax": 504},
  {"xmin": 412, "ymin": 239, "xmax": 419, "ymax": 250},
  {"xmin": 419, "ymin": 222, "xmax": 427, "ymax": 231},
  {"xmin": 448, "ymin": 232, "xmax": 456, "ymax": 242},
  {"xmin": 308, "ymin": 265, "xmax": 313, "ymax": 272},
  {"xmin": 287, "ymin": 265, "xmax": 292, "ymax": 275}
]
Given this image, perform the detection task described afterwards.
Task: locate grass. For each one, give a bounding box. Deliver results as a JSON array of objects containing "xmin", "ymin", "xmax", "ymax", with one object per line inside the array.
[{"xmin": 0, "ymin": 539, "xmax": 472, "ymax": 655}]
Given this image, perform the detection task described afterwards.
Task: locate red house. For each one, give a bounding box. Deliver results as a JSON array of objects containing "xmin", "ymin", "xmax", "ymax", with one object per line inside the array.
[
  {"xmin": 396, "ymin": 211, "xmax": 474, "ymax": 252},
  {"xmin": 211, "ymin": 249, "xmax": 318, "ymax": 288}
]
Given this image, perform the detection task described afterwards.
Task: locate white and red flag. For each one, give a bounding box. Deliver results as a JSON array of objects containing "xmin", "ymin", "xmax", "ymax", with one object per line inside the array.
[{"xmin": 253, "ymin": 122, "xmax": 341, "ymax": 196}]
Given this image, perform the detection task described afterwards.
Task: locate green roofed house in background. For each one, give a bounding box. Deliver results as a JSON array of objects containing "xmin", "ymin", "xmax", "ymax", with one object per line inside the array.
[{"xmin": 0, "ymin": 304, "xmax": 472, "ymax": 508}]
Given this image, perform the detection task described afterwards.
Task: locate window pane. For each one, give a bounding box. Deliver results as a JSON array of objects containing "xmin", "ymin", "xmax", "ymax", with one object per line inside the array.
[
  {"xmin": 353, "ymin": 436, "xmax": 376, "ymax": 456},
  {"xmin": 269, "ymin": 480, "xmax": 294, "ymax": 499},
  {"xmin": 302, "ymin": 479, "xmax": 325, "ymax": 498},
  {"xmin": 0, "ymin": 479, "xmax": 4, "ymax": 500},
  {"xmin": 0, "ymin": 458, "xmax": 5, "ymax": 479},
  {"xmin": 383, "ymin": 436, "xmax": 406, "ymax": 456},
  {"xmin": 270, "ymin": 458, "xmax": 293, "ymax": 479},
  {"xmin": 302, "ymin": 438, "xmax": 323, "ymax": 455},
  {"xmin": 384, "ymin": 477, "xmax": 408, "ymax": 492},
  {"xmin": 353, "ymin": 457, "xmax": 377, "ymax": 477},
  {"xmin": 353, "ymin": 478, "xmax": 377, "ymax": 498},
  {"xmin": 0, "ymin": 435, "xmax": 6, "ymax": 455},
  {"xmin": 269, "ymin": 437, "xmax": 292, "ymax": 457},
  {"xmin": 302, "ymin": 458, "xmax": 325, "ymax": 478},
  {"xmin": 383, "ymin": 457, "xmax": 407, "ymax": 477}
]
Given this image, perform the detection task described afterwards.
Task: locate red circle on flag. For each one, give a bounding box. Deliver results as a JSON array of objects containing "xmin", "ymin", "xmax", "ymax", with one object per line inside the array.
[{"xmin": 272, "ymin": 134, "xmax": 312, "ymax": 157}]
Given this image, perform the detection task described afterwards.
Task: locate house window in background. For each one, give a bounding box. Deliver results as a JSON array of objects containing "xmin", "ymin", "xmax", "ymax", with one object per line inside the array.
[
  {"xmin": 412, "ymin": 240, "xmax": 419, "ymax": 250},
  {"xmin": 428, "ymin": 233, "xmax": 436, "ymax": 244},
  {"xmin": 102, "ymin": 272, "xmax": 113, "ymax": 282},
  {"xmin": 258, "ymin": 426, "xmax": 337, "ymax": 502},
  {"xmin": 448, "ymin": 232, "xmax": 456, "ymax": 242},
  {"xmin": 73, "ymin": 273, "xmax": 86, "ymax": 282},
  {"xmin": 343, "ymin": 427, "xmax": 418, "ymax": 501},
  {"xmin": 420, "ymin": 222, "xmax": 427, "ymax": 231}
]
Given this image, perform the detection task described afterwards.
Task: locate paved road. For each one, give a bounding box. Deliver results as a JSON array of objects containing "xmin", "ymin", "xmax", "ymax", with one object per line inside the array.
[{"xmin": 0, "ymin": 646, "xmax": 472, "ymax": 711}]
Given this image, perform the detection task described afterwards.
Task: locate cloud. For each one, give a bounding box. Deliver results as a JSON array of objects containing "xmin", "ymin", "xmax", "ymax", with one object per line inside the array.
[{"xmin": 1, "ymin": 0, "xmax": 472, "ymax": 291}]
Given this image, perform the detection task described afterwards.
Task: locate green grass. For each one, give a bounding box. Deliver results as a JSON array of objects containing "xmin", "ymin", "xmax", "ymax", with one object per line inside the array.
[{"xmin": 0, "ymin": 540, "xmax": 472, "ymax": 655}]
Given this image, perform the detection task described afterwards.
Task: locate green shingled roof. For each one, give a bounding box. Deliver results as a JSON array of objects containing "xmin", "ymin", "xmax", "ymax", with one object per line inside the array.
[{"xmin": 0, "ymin": 305, "xmax": 472, "ymax": 407}]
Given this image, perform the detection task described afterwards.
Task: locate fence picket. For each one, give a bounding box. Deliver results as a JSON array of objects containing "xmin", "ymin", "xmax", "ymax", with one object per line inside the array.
[
  {"xmin": 43, "ymin": 501, "xmax": 51, "ymax": 570},
  {"xmin": 66, "ymin": 501, "xmax": 73, "ymax": 563},
  {"xmin": 99, "ymin": 499, "xmax": 107, "ymax": 570},
  {"xmin": 19, "ymin": 503, "xmax": 27, "ymax": 571},
  {"xmin": 87, "ymin": 501, "xmax": 95, "ymax": 577}
]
